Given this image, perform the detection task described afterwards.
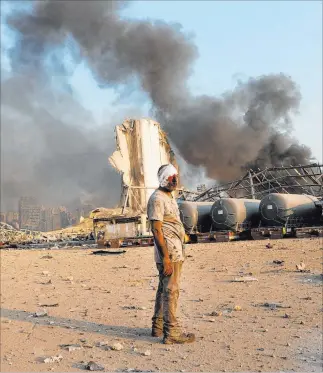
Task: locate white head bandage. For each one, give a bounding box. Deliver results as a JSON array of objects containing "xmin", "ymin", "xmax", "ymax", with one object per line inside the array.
[{"xmin": 158, "ymin": 164, "xmax": 178, "ymax": 187}]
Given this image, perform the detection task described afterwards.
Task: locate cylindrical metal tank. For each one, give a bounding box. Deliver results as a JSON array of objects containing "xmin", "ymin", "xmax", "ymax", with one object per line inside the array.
[
  {"xmin": 210, "ymin": 198, "xmax": 261, "ymax": 231},
  {"xmin": 177, "ymin": 201, "xmax": 214, "ymax": 233},
  {"xmin": 259, "ymin": 193, "xmax": 321, "ymax": 226}
]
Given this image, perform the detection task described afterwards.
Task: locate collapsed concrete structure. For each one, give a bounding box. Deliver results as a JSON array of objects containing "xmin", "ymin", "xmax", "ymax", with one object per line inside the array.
[
  {"xmin": 92, "ymin": 118, "xmax": 180, "ymax": 247},
  {"xmin": 109, "ymin": 118, "xmax": 179, "ymax": 212}
]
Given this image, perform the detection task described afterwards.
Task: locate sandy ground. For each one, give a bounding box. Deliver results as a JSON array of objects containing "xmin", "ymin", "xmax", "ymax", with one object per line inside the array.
[{"xmin": 1, "ymin": 238, "xmax": 322, "ymax": 372}]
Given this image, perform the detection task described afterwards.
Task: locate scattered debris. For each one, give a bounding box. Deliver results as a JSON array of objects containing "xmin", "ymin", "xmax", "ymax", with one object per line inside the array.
[
  {"xmin": 232, "ymin": 276, "xmax": 258, "ymax": 282},
  {"xmin": 60, "ymin": 344, "xmax": 82, "ymax": 352},
  {"xmin": 96, "ymin": 341, "xmax": 109, "ymax": 347},
  {"xmin": 86, "ymin": 361, "xmax": 105, "ymax": 371},
  {"xmin": 43, "ymin": 355, "xmax": 63, "ymax": 364},
  {"xmin": 111, "ymin": 343, "xmax": 124, "ymax": 351},
  {"xmin": 122, "ymin": 306, "xmax": 147, "ymax": 310},
  {"xmin": 209, "ymin": 311, "xmax": 222, "ymax": 317},
  {"xmin": 39, "ymin": 303, "xmax": 58, "ymax": 307},
  {"xmin": 41, "ymin": 279, "xmax": 52, "ymax": 285},
  {"xmin": 262, "ymin": 302, "xmax": 291, "ymax": 309},
  {"xmin": 92, "ymin": 250, "xmax": 126, "ymax": 255},
  {"xmin": 296, "ymin": 262, "xmax": 310, "ymax": 272},
  {"xmin": 33, "ymin": 310, "xmax": 48, "ymax": 317},
  {"xmin": 41, "ymin": 254, "xmax": 53, "ymax": 259}
]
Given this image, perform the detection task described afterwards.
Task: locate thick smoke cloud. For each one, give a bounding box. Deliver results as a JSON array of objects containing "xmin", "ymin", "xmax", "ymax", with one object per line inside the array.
[
  {"xmin": 2, "ymin": 0, "xmax": 312, "ymax": 210},
  {"xmin": 1, "ymin": 73, "xmax": 127, "ymax": 211}
]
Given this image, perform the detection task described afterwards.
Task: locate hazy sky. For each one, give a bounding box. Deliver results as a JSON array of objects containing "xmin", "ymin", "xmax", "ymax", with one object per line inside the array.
[
  {"xmin": 67, "ymin": 0, "xmax": 322, "ymax": 161},
  {"xmin": 1, "ymin": 0, "xmax": 322, "ymax": 159}
]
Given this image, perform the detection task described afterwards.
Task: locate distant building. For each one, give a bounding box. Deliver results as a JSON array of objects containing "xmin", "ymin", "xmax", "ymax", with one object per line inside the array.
[
  {"xmin": 18, "ymin": 197, "xmax": 41, "ymax": 231},
  {"xmin": 51, "ymin": 207, "xmax": 62, "ymax": 231},
  {"xmin": 40, "ymin": 207, "xmax": 53, "ymax": 232}
]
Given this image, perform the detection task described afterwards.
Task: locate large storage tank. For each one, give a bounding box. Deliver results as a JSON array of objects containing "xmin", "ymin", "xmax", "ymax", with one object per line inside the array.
[
  {"xmin": 177, "ymin": 201, "xmax": 214, "ymax": 233},
  {"xmin": 259, "ymin": 193, "xmax": 321, "ymax": 226},
  {"xmin": 210, "ymin": 198, "xmax": 261, "ymax": 231}
]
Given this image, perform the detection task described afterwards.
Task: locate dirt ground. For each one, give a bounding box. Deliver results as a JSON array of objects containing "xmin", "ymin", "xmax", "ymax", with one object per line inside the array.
[{"xmin": 1, "ymin": 238, "xmax": 322, "ymax": 372}]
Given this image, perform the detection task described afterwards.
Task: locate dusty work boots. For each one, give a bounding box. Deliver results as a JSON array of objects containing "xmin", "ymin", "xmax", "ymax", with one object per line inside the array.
[
  {"xmin": 151, "ymin": 328, "xmax": 163, "ymax": 337},
  {"xmin": 163, "ymin": 332, "xmax": 195, "ymax": 344}
]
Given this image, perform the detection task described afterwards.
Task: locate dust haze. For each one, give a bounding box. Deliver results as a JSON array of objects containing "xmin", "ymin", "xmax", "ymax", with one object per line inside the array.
[{"xmin": 1, "ymin": 0, "xmax": 312, "ymax": 210}]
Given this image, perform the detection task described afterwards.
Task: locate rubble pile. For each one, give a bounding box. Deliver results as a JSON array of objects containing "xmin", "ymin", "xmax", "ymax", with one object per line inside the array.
[
  {"xmin": 0, "ymin": 221, "xmax": 95, "ymax": 249},
  {"xmin": 0, "ymin": 222, "xmax": 47, "ymax": 246}
]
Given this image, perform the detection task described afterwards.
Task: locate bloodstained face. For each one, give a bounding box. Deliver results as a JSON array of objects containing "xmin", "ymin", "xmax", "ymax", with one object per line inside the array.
[{"xmin": 164, "ymin": 174, "xmax": 178, "ymax": 192}]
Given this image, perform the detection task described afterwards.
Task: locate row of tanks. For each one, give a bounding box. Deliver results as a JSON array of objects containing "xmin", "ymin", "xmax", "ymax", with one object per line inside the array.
[{"xmin": 177, "ymin": 193, "xmax": 323, "ymax": 235}]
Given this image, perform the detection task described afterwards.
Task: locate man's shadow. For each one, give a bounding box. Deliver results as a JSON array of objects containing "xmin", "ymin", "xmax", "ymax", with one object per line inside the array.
[{"xmin": 1, "ymin": 308, "xmax": 157, "ymax": 343}]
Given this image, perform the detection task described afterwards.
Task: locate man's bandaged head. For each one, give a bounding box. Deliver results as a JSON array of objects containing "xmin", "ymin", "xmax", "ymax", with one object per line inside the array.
[{"xmin": 158, "ymin": 164, "xmax": 178, "ymax": 188}]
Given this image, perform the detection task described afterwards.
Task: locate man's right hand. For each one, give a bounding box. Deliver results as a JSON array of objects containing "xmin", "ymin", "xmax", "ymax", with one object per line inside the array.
[{"xmin": 163, "ymin": 257, "xmax": 173, "ymax": 276}]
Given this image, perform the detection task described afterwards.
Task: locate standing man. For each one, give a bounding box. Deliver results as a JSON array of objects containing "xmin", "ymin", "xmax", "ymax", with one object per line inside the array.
[{"xmin": 147, "ymin": 164, "xmax": 195, "ymax": 344}]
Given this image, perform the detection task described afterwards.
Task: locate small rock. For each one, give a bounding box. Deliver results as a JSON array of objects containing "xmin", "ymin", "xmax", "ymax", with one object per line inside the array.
[
  {"xmin": 283, "ymin": 313, "xmax": 290, "ymax": 319},
  {"xmin": 138, "ymin": 306, "xmax": 147, "ymax": 310},
  {"xmin": 86, "ymin": 361, "xmax": 104, "ymax": 371},
  {"xmin": 42, "ymin": 271, "xmax": 50, "ymax": 276},
  {"xmin": 41, "ymin": 255, "xmax": 53, "ymax": 259},
  {"xmin": 234, "ymin": 305, "xmax": 242, "ymax": 311},
  {"xmin": 143, "ymin": 350, "xmax": 151, "ymax": 356},
  {"xmin": 300, "ymin": 320, "xmax": 305, "ymax": 325},
  {"xmin": 208, "ymin": 318, "xmax": 216, "ymax": 322},
  {"xmin": 43, "ymin": 355, "xmax": 63, "ymax": 364},
  {"xmin": 265, "ymin": 243, "xmax": 273, "ymax": 249},
  {"xmin": 66, "ymin": 276, "xmax": 74, "ymax": 281},
  {"xmin": 111, "ymin": 342, "xmax": 124, "ymax": 351},
  {"xmin": 33, "ymin": 310, "xmax": 48, "ymax": 317},
  {"xmin": 286, "ymin": 343, "xmax": 291, "ymax": 347}
]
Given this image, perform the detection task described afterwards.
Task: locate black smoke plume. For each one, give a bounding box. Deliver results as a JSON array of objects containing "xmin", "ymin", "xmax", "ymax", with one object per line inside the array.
[{"xmin": 2, "ymin": 0, "xmax": 312, "ymax": 209}]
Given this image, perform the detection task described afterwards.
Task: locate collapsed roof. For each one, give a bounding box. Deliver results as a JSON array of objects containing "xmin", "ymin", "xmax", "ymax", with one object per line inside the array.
[{"xmin": 181, "ymin": 164, "xmax": 323, "ymax": 202}]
